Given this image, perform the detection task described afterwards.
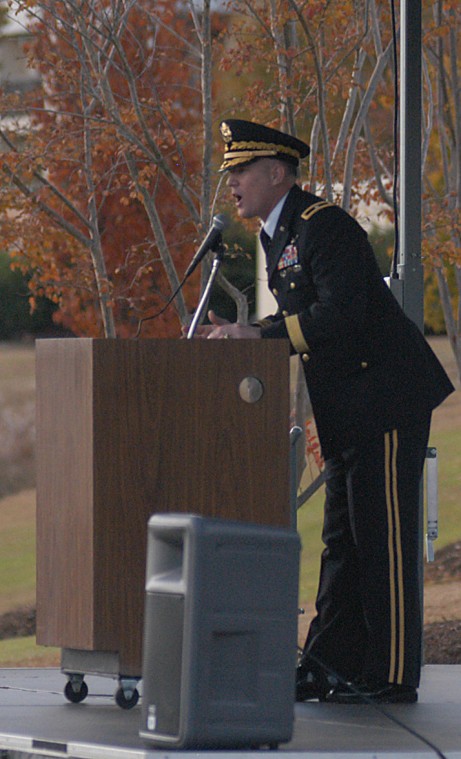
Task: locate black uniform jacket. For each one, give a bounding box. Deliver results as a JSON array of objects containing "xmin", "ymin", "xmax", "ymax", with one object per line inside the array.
[{"xmin": 259, "ymin": 184, "xmax": 454, "ymax": 459}]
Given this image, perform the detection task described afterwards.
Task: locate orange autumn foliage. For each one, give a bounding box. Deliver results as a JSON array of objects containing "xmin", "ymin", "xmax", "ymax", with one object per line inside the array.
[{"xmin": 1, "ymin": 1, "xmax": 225, "ymax": 337}]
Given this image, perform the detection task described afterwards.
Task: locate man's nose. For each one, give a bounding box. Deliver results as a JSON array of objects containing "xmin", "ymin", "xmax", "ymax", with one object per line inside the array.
[{"xmin": 227, "ymin": 173, "xmax": 237, "ymax": 187}]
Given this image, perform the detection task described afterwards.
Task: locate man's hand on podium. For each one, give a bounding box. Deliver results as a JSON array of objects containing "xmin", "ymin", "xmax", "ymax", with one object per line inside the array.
[{"xmin": 185, "ymin": 310, "xmax": 261, "ymax": 340}]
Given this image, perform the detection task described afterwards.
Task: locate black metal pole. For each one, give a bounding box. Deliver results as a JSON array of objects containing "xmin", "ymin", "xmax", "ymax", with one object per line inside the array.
[
  {"xmin": 399, "ymin": 0, "xmax": 424, "ymax": 332},
  {"xmin": 399, "ymin": 0, "xmax": 428, "ymax": 667}
]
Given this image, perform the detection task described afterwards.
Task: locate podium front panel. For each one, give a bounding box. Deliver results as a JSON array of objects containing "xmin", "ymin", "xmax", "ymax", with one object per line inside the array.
[{"xmin": 36, "ymin": 338, "xmax": 291, "ymax": 673}]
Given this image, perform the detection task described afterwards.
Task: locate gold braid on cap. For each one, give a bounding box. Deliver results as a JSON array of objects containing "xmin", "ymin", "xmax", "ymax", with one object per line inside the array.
[
  {"xmin": 223, "ymin": 150, "xmax": 277, "ymax": 161},
  {"xmin": 228, "ymin": 140, "xmax": 300, "ymax": 160}
]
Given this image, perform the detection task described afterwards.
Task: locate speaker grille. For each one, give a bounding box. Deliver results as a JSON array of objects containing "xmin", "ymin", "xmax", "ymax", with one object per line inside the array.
[{"xmin": 142, "ymin": 593, "xmax": 184, "ymax": 737}]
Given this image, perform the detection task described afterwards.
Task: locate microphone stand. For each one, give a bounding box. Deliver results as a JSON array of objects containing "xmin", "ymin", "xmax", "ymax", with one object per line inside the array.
[{"xmin": 187, "ymin": 240, "xmax": 225, "ymax": 339}]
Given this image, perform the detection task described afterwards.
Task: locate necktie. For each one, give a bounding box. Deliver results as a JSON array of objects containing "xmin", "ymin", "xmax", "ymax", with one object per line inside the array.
[{"xmin": 259, "ymin": 228, "xmax": 272, "ymax": 255}]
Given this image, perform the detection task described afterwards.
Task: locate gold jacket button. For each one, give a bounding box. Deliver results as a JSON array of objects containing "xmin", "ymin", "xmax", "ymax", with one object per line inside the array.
[
  {"xmin": 290, "ymin": 282, "xmax": 296, "ymax": 290},
  {"xmin": 302, "ymin": 353, "xmax": 310, "ymax": 363},
  {"xmin": 272, "ymin": 288, "xmax": 278, "ymax": 296},
  {"xmin": 361, "ymin": 361, "xmax": 368, "ymax": 369},
  {"xmin": 282, "ymin": 310, "xmax": 289, "ymax": 317}
]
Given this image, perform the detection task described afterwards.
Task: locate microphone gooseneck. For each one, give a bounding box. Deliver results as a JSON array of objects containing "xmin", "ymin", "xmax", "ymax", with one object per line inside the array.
[
  {"xmin": 135, "ymin": 213, "xmax": 230, "ymax": 337},
  {"xmin": 184, "ymin": 213, "xmax": 230, "ymax": 278}
]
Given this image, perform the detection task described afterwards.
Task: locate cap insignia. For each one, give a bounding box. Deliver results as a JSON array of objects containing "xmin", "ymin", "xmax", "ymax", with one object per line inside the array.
[{"xmin": 220, "ymin": 122, "xmax": 232, "ymax": 142}]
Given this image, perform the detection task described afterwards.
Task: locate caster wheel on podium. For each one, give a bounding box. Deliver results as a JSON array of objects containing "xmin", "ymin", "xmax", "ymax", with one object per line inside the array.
[
  {"xmin": 64, "ymin": 677, "xmax": 88, "ymax": 704},
  {"xmin": 115, "ymin": 683, "xmax": 140, "ymax": 709}
]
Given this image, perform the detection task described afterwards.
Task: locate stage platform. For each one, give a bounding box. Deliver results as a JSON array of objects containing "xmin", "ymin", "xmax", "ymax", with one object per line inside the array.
[{"xmin": 0, "ymin": 665, "xmax": 460, "ymax": 758}]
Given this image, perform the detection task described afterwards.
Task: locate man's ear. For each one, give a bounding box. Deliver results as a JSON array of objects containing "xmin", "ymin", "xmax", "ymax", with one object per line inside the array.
[{"xmin": 270, "ymin": 159, "xmax": 290, "ymax": 186}]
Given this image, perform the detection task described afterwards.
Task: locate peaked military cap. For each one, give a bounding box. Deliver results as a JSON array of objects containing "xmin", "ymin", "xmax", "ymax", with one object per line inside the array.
[{"xmin": 219, "ymin": 119, "xmax": 310, "ymax": 171}]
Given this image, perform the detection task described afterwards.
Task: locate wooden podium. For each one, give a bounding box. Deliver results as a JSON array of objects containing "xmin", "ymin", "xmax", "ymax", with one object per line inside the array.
[{"xmin": 36, "ymin": 338, "xmax": 291, "ymax": 684}]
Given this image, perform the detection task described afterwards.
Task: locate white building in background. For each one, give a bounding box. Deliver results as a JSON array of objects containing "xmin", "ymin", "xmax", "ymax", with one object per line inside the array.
[{"xmin": 0, "ymin": 6, "xmax": 39, "ymax": 92}]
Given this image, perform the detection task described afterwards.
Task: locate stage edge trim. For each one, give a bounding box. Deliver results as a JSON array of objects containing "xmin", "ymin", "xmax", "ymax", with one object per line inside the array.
[{"xmin": 2, "ymin": 734, "xmax": 461, "ymax": 759}]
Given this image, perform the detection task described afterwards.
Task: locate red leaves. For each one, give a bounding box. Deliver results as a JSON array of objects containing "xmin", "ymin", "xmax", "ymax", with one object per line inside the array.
[{"xmin": 305, "ymin": 417, "xmax": 324, "ymax": 473}]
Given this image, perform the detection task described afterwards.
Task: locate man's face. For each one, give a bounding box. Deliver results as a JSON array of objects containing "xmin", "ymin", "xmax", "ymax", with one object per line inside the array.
[{"xmin": 226, "ymin": 159, "xmax": 287, "ymax": 221}]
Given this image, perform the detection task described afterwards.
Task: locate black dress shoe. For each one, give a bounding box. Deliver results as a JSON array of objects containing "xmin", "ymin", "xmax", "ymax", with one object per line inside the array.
[
  {"xmin": 326, "ymin": 681, "xmax": 418, "ymax": 704},
  {"xmin": 295, "ymin": 667, "xmax": 330, "ymax": 702}
]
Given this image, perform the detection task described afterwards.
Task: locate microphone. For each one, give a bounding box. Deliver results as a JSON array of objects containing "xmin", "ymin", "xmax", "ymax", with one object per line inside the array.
[{"xmin": 185, "ymin": 213, "xmax": 230, "ymax": 277}]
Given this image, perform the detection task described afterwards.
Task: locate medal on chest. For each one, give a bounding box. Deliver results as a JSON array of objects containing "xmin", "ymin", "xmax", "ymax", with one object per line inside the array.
[{"xmin": 277, "ymin": 242, "xmax": 299, "ymax": 270}]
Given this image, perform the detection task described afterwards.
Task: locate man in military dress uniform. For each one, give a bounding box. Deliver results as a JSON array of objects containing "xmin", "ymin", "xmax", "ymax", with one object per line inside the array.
[{"xmin": 192, "ymin": 119, "xmax": 454, "ymax": 703}]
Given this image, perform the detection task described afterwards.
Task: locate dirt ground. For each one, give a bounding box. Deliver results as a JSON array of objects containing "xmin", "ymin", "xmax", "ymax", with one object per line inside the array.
[
  {"xmin": 295, "ymin": 540, "xmax": 461, "ymax": 664},
  {"xmin": 421, "ymin": 337, "xmax": 461, "ymax": 662},
  {"xmin": 423, "ymin": 541, "xmax": 461, "ymax": 663}
]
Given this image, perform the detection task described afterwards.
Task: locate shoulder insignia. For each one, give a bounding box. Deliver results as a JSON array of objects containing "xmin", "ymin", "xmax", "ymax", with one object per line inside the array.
[{"xmin": 301, "ymin": 200, "xmax": 335, "ymax": 221}]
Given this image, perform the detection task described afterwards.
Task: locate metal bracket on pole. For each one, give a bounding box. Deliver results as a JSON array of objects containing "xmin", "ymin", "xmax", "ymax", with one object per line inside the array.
[
  {"xmin": 425, "ymin": 447, "xmax": 438, "ymax": 562},
  {"xmin": 290, "ymin": 426, "xmax": 303, "ymax": 530},
  {"xmin": 386, "ymin": 276, "xmax": 404, "ymax": 308}
]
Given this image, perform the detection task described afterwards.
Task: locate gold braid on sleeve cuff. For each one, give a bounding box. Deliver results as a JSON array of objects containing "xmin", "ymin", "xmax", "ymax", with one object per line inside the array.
[{"xmin": 285, "ymin": 314, "xmax": 310, "ymax": 353}]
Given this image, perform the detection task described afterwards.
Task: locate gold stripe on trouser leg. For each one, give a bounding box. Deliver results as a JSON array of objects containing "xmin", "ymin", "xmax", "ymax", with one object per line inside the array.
[
  {"xmin": 392, "ymin": 430, "xmax": 405, "ymax": 683},
  {"xmin": 384, "ymin": 430, "xmax": 405, "ymax": 684},
  {"xmin": 384, "ymin": 432, "xmax": 397, "ymax": 681}
]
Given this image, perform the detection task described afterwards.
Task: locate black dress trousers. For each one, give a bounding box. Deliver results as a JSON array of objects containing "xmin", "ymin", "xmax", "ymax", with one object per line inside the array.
[{"xmin": 302, "ymin": 415, "xmax": 431, "ymax": 689}]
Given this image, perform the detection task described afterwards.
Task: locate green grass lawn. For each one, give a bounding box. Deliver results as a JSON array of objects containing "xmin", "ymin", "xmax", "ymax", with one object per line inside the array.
[
  {"xmin": 0, "ymin": 486, "xmax": 60, "ymax": 666},
  {"xmin": 0, "ymin": 490, "xmax": 37, "ymax": 615},
  {"xmin": 0, "ymin": 636, "xmax": 59, "ymax": 668},
  {"xmin": 428, "ymin": 427, "xmax": 461, "ymax": 542}
]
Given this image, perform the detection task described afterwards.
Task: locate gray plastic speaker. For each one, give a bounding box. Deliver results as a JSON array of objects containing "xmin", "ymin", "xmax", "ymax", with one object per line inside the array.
[{"xmin": 140, "ymin": 513, "xmax": 300, "ymax": 749}]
